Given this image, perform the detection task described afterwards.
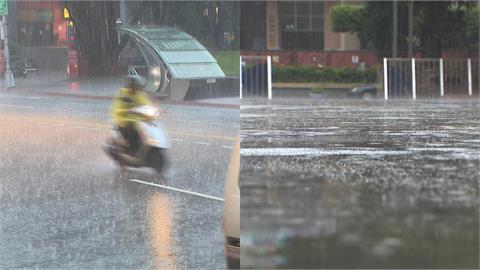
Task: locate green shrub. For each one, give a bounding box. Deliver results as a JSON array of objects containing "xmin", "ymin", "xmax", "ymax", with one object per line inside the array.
[
  {"xmin": 213, "ymin": 51, "xmax": 239, "ymax": 76},
  {"xmin": 273, "ymin": 66, "xmax": 378, "ymax": 83},
  {"xmin": 311, "ymin": 87, "xmax": 327, "ymax": 94}
]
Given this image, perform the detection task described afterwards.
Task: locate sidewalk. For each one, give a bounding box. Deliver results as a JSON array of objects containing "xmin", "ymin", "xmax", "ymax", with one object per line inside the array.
[
  {"xmin": 196, "ymin": 97, "xmax": 240, "ymax": 106},
  {"xmin": 270, "ymin": 82, "xmax": 363, "ymax": 98},
  {"xmin": 273, "ymin": 82, "xmax": 365, "ymax": 89},
  {"xmin": 1, "ymin": 72, "xmax": 239, "ymax": 109},
  {"xmin": 1, "ymin": 71, "xmax": 121, "ymax": 97}
]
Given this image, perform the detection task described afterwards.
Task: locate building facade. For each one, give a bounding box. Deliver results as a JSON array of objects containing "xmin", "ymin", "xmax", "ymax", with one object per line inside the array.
[
  {"xmin": 14, "ymin": 1, "xmax": 68, "ymax": 47},
  {"xmin": 240, "ymin": 1, "xmax": 378, "ymax": 68},
  {"xmin": 0, "ymin": 1, "xmax": 71, "ymax": 73}
]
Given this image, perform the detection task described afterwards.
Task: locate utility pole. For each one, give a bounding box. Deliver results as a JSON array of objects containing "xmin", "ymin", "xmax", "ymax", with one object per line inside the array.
[
  {"xmin": 392, "ymin": 0, "xmax": 398, "ymax": 57},
  {"xmin": 408, "ymin": 1, "xmax": 413, "ymax": 58},
  {"xmin": 2, "ymin": 15, "xmax": 14, "ymax": 88},
  {"xmin": 116, "ymin": 0, "xmax": 127, "ymax": 45},
  {"xmin": 340, "ymin": 0, "xmax": 346, "ymax": 50},
  {"xmin": 120, "ymin": 0, "xmax": 127, "ymax": 26}
]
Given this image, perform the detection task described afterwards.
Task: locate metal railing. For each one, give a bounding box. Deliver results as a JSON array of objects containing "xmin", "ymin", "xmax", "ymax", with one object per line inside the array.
[
  {"xmin": 383, "ymin": 57, "xmax": 478, "ymax": 99},
  {"xmin": 383, "ymin": 58, "xmax": 413, "ymax": 99},
  {"xmin": 240, "ymin": 55, "xmax": 272, "ymax": 99}
]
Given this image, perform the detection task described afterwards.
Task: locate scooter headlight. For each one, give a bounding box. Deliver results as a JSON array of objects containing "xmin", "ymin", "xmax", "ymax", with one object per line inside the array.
[
  {"xmin": 136, "ymin": 106, "xmax": 160, "ymax": 118},
  {"xmin": 148, "ymin": 107, "xmax": 160, "ymax": 118}
]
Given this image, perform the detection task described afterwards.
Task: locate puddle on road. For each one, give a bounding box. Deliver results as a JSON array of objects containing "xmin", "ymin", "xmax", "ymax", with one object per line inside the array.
[{"xmin": 241, "ymin": 171, "xmax": 479, "ymax": 269}]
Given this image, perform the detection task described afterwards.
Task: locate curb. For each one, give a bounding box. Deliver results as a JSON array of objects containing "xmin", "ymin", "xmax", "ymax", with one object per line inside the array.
[
  {"xmin": 273, "ymin": 82, "xmax": 365, "ymax": 89},
  {"xmin": 3, "ymin": 88, "xmax": 240, "ymax": 110}
]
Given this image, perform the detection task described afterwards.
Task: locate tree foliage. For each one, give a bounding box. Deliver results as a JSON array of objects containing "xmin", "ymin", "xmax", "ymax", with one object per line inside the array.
[
  {"xmin": 137, "ymin": 1, "xmax": 239, "ymax": 50},
  {"xmin": 331, "ymin": 1, "xmax": 479, "ymax": 58},
  {"xmin": 65, "ymin": 1, "xmax": 239, "ymax": 77},
  {"xmin": 330, "ymin": 5, "xmax": 364, "ymax": 33},
  {"xmin": 65, "ymin": 1, "xmax": 119, "ymax": 76},
  {"xmin": 442, "ymin": 4, "xmax": 480, "ymax": 52}
]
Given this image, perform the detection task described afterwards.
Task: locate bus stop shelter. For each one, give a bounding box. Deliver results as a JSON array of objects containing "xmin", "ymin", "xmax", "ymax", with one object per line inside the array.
[{"xmin": 116, "ymin": 26, "xmax": 225, "ymax": 100}]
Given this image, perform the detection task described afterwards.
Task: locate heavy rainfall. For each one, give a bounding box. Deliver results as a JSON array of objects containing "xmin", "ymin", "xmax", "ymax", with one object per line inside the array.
[
  {"xmin": 0, "ymin": 1, "xmax": 239, "ymax": 269},
  {"xmin": 239, "ymin": 1, "xmax": 479, "ymax": 269},
  {"xmin": 240, "ymin": 99, "xmax": 479, "ymax": 268},
  {"xmin": 0, "ymin": 0, "xmax": 479, "ymax": 269}
]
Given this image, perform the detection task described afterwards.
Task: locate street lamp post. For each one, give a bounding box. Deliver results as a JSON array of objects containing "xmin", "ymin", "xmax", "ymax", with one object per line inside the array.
[
  {"xmin": 392, "ymin": 0, "xmax": 398, "ymax": 58},
  {"xmin": 116, "ymin": 18, "xmax": 123, "ymax": 44},
  {"xmin": 408, "ymin": 1, "xmax": 413, "ymax": 58},
  {"xmin": 2, "ymin": 15, "xmax": 14, "ymax": 88},
  {"xmin": 120, "ymin": 0, "xmax": 127, "ymax": 26}
]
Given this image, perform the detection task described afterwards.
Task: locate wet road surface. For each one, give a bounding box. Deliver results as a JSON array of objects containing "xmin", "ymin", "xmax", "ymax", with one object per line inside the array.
[
  {"xmin": 240, "ymin": 98, "xmax": 479, "ymax": 269},
  {"xmin": 0, "ymin": 92, "xmax": 238, "ymax": 269}
]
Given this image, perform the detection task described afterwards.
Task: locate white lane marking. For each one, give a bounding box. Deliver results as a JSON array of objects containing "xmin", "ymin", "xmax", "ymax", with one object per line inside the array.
[
  {"xmin": 193, "ymin": 141, "xmax": 210, "ymax": 146},
  {"xmin": 129, "ymin": 179, "xmax": 224, "ymax": 202},
  {"xmin": 241, "ymin": 148, "xmax": 411, "ymax": 157},
  {"xmin": 61, "ymin": 101, "xmax": 106, "ymax": 107},
  {"xmin": 0, "ymin": 104, "xmax": 36, "ymax": 109},
  {"xmin": 171, "ymin": 118, "xmax": 236, "ymax": 128},
  {"xmin": 0, "ymin": 103, "xmax": 97, "ymax": 115},
  {"xmin": 0, "ymin": 94, "xmax": 50, "ymax": 100},
  {"xmin": 2, "ymin": 117, "xmax": 233, "ymax": 142},
  {"xmin": 1, "ymin": 103, "xmax": 234, "ymax": 128},
  {"xmin": 221, "ymin": 145, "xmax": 234, "ymax": 149}
]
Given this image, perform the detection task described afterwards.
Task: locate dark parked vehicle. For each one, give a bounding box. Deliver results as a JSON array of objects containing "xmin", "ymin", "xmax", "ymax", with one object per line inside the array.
[
  {"xmin": 348, "ymin": 84, "xmax": 378, "ymax": 99},
  {"xmin": 13, "ymin": 57, "xmax": 38, "ymax": 78}
]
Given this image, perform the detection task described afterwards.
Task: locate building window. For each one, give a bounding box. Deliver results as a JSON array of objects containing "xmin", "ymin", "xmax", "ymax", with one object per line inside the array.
[
  {"xmin": 279, "ymin": 1, "xmax": 324, "ymax": 50},
  {"xmin": 18, "ymin": 22, "xmax": 53, "ymax": 47}
]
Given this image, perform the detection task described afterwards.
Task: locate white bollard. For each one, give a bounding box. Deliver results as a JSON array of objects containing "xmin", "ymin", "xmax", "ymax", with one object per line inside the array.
[
  {"xmin": 267, "ymin": 55, "xmax": 272, "ymax": 100},
  {"xmin": 383, "ymin": 58, "xmax": 388, "ymax": 100},
  {"xmin": 411, "ymin": 58, "xmax": 416, "ymax": 100},
  {"xmin": 239, "ymin": 56, "xmax": 242, "ymax": 99},
  {"xmin": 467, "ymin": 58, "xmax": 472, "ymax": 96},
  {"xmin": 439, "ymin": 58, "xmax": 444, "ymax": 97}
]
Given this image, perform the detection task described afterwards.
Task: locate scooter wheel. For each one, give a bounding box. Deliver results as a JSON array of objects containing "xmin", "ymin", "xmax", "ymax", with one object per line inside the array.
[
  {"xmin": 149, "ymin": 149, "xmax": 168, "ymax": 174},
  {"xmin": 104, "ymin": 145, "xmax": 125, "ymax": 169}
]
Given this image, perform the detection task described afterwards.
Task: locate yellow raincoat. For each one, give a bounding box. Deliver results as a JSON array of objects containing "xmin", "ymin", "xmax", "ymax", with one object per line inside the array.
[{"xmin": 111, "ymin": 87, "xmax": 152, "ymax": 128}]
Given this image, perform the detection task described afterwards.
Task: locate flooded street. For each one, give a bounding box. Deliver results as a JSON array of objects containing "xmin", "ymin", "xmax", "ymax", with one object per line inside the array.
[{"xmin": 240, "ymin": 98, "xmax": 480, "ymax": 269}]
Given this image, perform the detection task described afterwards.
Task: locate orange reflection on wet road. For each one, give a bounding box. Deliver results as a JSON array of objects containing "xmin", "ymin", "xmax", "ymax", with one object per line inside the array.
[{"xmin": 148, "ymin": 192, "xmax": 176, "ymax": 270}]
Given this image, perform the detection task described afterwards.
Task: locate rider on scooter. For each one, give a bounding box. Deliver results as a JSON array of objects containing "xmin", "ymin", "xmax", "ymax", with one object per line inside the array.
[{"xmin": 111, "ymin": 75, "xmax": 153, "ymax": 155}]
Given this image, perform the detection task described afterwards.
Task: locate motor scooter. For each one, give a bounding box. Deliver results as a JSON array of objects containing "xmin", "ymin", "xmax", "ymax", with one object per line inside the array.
[{"xmin": 104, "ymin": 105, "xmax": 170, "ymax": 173}]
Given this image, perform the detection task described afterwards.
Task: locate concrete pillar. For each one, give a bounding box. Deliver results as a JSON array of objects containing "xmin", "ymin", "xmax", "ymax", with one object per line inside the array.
[
  {"xmin": 265, "ymin": 1, "xmax": 279, "ymax": 50},
  {"xmin": 168, "ymin": 79, "xmax": 190, "ymax": 101}
]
